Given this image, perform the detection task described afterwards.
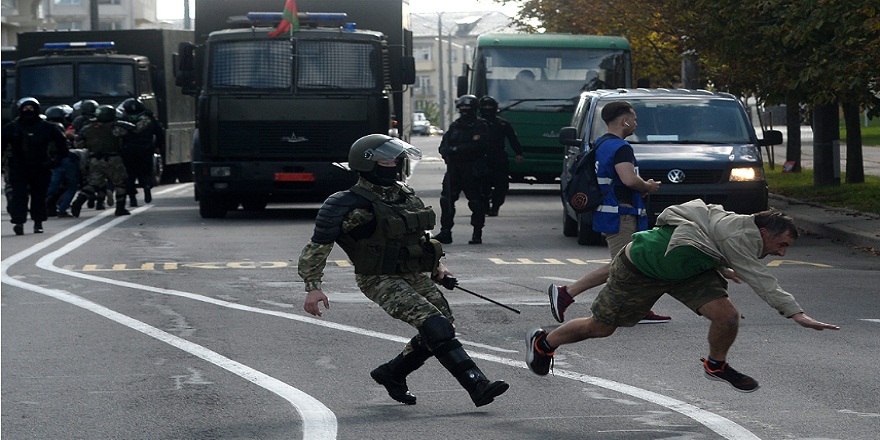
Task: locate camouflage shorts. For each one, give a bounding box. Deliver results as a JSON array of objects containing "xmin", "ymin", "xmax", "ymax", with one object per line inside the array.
[
  {"xmin": 591, "ymin": 249, "xmax": 728, "ymax": 327},
  {"xmin": 356, "ymin": 272, "xmax": 453, "ymax": 330}
]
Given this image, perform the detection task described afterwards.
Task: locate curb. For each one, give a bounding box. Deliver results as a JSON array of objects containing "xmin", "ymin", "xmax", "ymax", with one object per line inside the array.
[{"xmin": 769, "ymin": 193, "xmax": 880, "ymax": 252}]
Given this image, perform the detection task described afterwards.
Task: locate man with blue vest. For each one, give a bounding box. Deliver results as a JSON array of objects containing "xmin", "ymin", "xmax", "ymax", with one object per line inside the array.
[{"xmin": 547, "ymin": 101, "xmax": 669, "ymax": 323}]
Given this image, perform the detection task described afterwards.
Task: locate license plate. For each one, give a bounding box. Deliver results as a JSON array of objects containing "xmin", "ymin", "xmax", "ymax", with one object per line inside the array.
[{"xmin": 274, "ymin": 172, "xmax": 315, "ymax": 182}]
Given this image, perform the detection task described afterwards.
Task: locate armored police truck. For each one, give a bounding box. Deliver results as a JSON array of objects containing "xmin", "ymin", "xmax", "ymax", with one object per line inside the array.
[
  {"xmin": 175, "ymin": 0, "xmax": 415, "ymax": 218},
  {"xmin": 14, "ymin": 30, "xmax": 196, "ymax": 183}
]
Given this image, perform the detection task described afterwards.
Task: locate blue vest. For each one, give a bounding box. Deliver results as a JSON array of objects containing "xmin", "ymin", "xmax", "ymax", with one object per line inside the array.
[{"xmin": 591, "ymin": 134, "xmax": 648, "ymax": 234}]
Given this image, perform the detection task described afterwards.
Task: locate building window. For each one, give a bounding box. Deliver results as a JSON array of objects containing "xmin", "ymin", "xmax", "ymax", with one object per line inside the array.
[
  {"xmin": 98, "ymin": 21, "xmax": 124, "ymax": 30},
  {"xmin": 56, "ymin": 21, "xmax": 83, "ymax": 30},
  {"xmin": 414, "ymin": 46, "xmax": 432, "ymax": 62},
  {"xmin": 415, "ymin": 76, "xmax": 432, "ymax": 95},
  {"xmin": 98, "ymin": 0, "xmax": 122, "ymax": 4},
  {"xmin": 54, "ymin": 0, "xmax": 81, "ymax": 5}
]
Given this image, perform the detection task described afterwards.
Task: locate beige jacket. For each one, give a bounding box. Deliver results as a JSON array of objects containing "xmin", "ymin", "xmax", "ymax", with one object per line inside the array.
[{"xmin": 656, "ymin": 199, "xmax": 803, "ymax": 317}]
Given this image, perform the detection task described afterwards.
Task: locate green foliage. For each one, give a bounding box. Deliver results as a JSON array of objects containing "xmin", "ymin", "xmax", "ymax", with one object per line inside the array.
[{"xmin": 765, "ymin": 166, "xmax": 880, "ymax": 214}]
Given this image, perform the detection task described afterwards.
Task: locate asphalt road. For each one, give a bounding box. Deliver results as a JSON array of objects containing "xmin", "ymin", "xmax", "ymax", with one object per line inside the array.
[{"xmin": 2, "ymin": 135, "xmax": 879, "ymax": 439}]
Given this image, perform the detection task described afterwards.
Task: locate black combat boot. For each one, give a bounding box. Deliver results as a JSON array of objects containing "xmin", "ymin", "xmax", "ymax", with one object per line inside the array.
[
  {"xmin": 13, "ymin": 223, "xmax": 24, "ymax": 235},
  {"xmin": 33, "ymin": 221, "xmax": 43, "ymax": 233},
  {"xmin": 95, "ymin": 198, "xmax": 105, "ymax": 210},
  {"xmin": 129, "ymin": 194, "xmax": 138, "ymax": 208},
  {"xmin": 433, "ymin": 229, "xmax": 453, "ymax": 244},
  {"xmin": 71, "ymin": 193, "xmax": 88, "ymax": 218},
  {"xmin": 115, "ymin": 195, "xmax": 130, "ymax": 216},
  {"xmin": 468, "ymin": 228, "xmax": 482, "ymax": 245},
  {"xmin": 420, "ymin": 316, "xmax": 509, "ymax": 407},
  {"xmin": 454, "ymin": 365, "xmax": 510, "ymax": 407},
  {"xmin": 46, "ymin": 198, "xmax": 58, "ymax": 217},
  {"xmin": 144, "ymin": 186, "xmax": 152, "ymax": 204},
  {"xmin": 370, "ymin": 342, "xmax": 433, "ymax": 405}
]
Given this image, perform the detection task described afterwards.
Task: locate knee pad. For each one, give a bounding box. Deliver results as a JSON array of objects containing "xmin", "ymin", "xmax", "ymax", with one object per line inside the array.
[{"xmin": 418, "ymin": 315, "xmax": 457, "ymax": 354}]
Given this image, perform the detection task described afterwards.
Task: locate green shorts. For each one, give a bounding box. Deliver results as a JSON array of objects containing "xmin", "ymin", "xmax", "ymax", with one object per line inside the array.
[{"xmin": 590, "ymin": 250, "xmax": 728, "ymax": 327}]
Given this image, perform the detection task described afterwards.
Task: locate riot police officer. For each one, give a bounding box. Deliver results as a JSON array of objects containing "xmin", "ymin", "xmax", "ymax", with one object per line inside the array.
[
  {"xmin": 479, "ymin": 95, "xmax": 523, "ymax": 216},
  {"xmin": 119, "ymin": 98, "xmax": 164, "ymax": 207},
  {"xmin": 71, "ymin": 99, "xmax": 99, "ymax": 133},
  {"xmin": 434, "ymin": 95, "xmax": 490, "ymax": 245},
  {"xmin": 298, "ymin": 134, "xmax": 509, "ymax": 407},
  {"xmin": 70, "ymin": 105, "xmax": 135, "ymax": 217},
  {"xmin": 1, "ymin": 97, "xmax": 66, "ymax": 235}
]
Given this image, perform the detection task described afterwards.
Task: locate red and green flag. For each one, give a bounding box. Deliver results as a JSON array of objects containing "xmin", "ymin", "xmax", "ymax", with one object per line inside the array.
[{"xmin": 268, "ymin": 0, "xmax": 300, "ymax": 36}]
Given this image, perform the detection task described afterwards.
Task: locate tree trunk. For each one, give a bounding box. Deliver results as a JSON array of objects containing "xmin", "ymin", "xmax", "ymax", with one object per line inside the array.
[
  {"xmin": 785, "ymin": 98, "xmax": 802, "ymax": 172},
  {"xmin": 842, "ymin": 102, "xmax": 865, "ymax": 184},
  {"xmin": 811, "ymin": 102, "xmax": 840, "ymax": 186}
]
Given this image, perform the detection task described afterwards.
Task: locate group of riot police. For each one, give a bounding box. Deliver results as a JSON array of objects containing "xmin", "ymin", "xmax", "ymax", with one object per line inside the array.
[
  {"xmin": 2, "ymin": 95, "xmax": 163, "ymax": 235},
  {"xmin": 433, "ymin": 94, "xmax": 523, "ymax": 245}
]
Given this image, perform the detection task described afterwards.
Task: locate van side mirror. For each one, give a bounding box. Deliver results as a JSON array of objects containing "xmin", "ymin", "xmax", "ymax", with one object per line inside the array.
[
  {"xmin": 760, "ymin": 129, "xmax": 783, "ymax": 146},
  {"xmin": 400, "ymin": 56, "xmax": 416, "ymax": 85},
  {"xmin": 559, "ymin": 126, "xmax": 581, "ymax": 146},
  {"xmin": 174, "ymin": 42, "xmax": 198, "ymax": 96}
]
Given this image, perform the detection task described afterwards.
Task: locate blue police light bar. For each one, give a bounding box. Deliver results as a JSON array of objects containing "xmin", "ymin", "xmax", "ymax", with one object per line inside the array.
[
  {"xmin": 246, "ymin": 12, "xmax": 349, "ymax": 25},
  {"xmin": 1, "ymin": 61, "xmax": 15, "ymax": 67},
  {"xmin": 43, "ymin": 41, "xmax": 115, "ymax": 50}
]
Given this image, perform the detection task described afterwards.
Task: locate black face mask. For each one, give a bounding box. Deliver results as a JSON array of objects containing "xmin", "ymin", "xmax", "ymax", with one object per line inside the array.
[
  {"xmin": 458, "ymin": 107, "xmax": 477, "ymax": 120},
  {"xmin": 363, "ymin": 164, "xmax": 399, "ymax": 186},
  {"xmin": 19, "ymin": 109, "xmax": 39, "ymax": 121},
  {"xmin": 481, "ymin": 107, "xmax": 497, "ymax": 120}
]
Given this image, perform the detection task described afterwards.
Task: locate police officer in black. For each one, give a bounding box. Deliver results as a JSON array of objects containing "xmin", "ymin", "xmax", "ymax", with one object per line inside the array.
[
  {"xmin": 2, "ymin": 97, "xmax": 66, "ymax": 235},
  {"xmin": 479, "ymin": 95, "xmax": 523, "ymax": 217},
  {"xmin": 434, "ymin": 95, "xmax": 489, "ymax": 245},
  {"xmin": 119, "ymin": 98, "xmax": 164, "ymax": 207}
]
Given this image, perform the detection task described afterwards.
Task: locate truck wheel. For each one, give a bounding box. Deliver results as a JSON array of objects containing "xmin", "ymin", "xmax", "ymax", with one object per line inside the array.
[
  {"xmin": 577, "ymin": 213, "xmax": 605, "ymax": 246},
  {"xmin": 563, "ymin": 210, "xmax": 578, "ymax": 237},
  {"xmin": 177, "ymin": 164, "xmax": 193, "ymax": 183},
  {"xmin": 199, "ymin": 197, "xmax": 227, "ymax": 218}
]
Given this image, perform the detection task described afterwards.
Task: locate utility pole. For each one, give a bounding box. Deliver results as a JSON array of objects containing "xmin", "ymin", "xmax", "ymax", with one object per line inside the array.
[
  {"xmin": 184, "ymin": 0, "xmax": 192, "ymax": 30},
  {"xmin": 89, "ymin": 0, "xmax": 99, "ymax": 30},
  {"xmin": 437, "ymin": 13, "xmax": 445, "ymax": 129}
]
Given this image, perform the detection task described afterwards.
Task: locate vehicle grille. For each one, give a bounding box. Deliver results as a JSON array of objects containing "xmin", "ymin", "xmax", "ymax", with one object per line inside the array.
[
  {"xmin": 640, "ymin": 169, "xmax": 725, "ymax": 184},
  {"xmin": 216, "ymin": 121, "xmax": 370, "ymax": 159}
]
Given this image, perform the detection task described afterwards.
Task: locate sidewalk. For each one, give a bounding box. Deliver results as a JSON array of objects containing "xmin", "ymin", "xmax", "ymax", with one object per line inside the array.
[{"xmin": 765, "ymin": 126, "xmax": 880, "ymax": 251}]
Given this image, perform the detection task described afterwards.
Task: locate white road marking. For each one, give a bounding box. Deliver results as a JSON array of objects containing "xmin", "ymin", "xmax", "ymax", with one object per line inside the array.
[
  {"xmin": 859, "ymin": 319, "xmax": 880, "ymax": 323},
  {"xmin": 4, "ymin": 182, "xmax": 762, "ymax": 440}
]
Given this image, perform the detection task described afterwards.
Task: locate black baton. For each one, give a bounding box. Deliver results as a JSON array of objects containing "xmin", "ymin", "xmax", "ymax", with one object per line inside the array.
[{"xmin": 436, "ymin": 276, "xmax": 521, "ymax": 314}]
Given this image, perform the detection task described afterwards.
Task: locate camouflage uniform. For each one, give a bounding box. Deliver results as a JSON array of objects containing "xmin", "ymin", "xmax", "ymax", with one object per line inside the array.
[
  {"xmin": 70, "ymin": 119, "xmax": 134, "ymax": 216},
  {"xmin": 299, "ymin": 178, "xmax": 454, "ymax": 351}
]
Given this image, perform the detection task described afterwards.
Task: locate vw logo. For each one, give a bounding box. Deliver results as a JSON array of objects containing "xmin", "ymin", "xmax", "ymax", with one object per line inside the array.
[{"xmin": 667, "ymin": 169, "xmax": 686, "ymax": 183}]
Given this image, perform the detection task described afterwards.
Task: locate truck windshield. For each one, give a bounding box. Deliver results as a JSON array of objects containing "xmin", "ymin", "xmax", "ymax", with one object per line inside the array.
[
  {"xmin": 78, "ymin": 63, "xmax": 136, "ymax": 97},
  {"xmin": 478, "ymin": 46, "xmax": 628, "ymax": 111},
  {"xmin": 210, "ymin": 39, "xmax": 380, "ymax": 91},
  {"xmin": 18, "ymin": 64, "xmax": 74, "ymax": 98},
  {"xmin": 592, "ymin": 98, "xmax": 753, "ymax": 145}
]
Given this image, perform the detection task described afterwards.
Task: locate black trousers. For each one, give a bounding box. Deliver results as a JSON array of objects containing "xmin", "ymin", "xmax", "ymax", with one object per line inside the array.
[
  {"xmin": 8, "ymin": 165, "xmax": 51, "ymax": 224},
  {"xmin": 439, "ymin": 161, "xmax": 486, "ymax": 231},
  {"xmin": 483, "ymin": 154, "xmax": 510, "ymax": 209}
]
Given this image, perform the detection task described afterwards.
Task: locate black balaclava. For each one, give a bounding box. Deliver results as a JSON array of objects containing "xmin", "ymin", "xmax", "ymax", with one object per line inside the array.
[
  {"xmin": 481, "ymin": 105, "xmax": 498, "ymax": 121},
  {"xmin": 458, "ymin": 105, "xmax": 477, "ymax": 121},
  {"xmin": 19, "ymin": 105, "xmax": 40, "ymax": 124},
  {"xmin": 362, "ymin": 160, "xmax": 402, "ymax": 187}
]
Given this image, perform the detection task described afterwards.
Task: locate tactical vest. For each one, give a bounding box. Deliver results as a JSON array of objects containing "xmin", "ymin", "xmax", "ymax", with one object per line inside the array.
[
  {"xmin": 592, "ymin": 135, "xmax": 648, "ymax": 234},
  {"xmin": 82, "ymin": 122, "xmax": 121, "ymax": 155},
  {"xmin": 338, "ymin": 185, "xmax": 441, "ymax": 275}
]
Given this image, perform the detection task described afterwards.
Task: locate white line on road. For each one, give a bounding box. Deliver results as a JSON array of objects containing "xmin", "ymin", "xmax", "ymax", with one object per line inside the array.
[
  {"xmin": 6, "ymin": 184, "xmax": 761, "ymax": 440},
  {"xmin": 859, "ymin": 319, "xmax": 880, "ymax": 323}
]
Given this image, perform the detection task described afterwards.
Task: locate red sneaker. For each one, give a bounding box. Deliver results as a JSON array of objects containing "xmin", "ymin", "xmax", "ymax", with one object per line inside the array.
[{"xmin": 548, "ymin": 284, "xmax": 574, "ymax": 323}]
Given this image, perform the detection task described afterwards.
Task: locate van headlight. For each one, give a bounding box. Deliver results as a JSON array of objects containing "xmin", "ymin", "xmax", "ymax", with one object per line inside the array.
[{"xmin": 729, "ymin": 167, "xmax": 763, "ymax": 181}]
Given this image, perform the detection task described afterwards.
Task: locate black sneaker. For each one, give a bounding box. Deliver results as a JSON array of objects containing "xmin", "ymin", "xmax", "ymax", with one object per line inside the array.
[
  {"xmin": 702, "ymin": 358, "xmax": 759, "ymax": 393},
  {"xmin": 370, "ymin": 365, "xmax": 416, "ymax": 405},
  {"xmin": 33, "ymin": 222, "xmax": 43, "ymax": 233},
  {"xmin": 13, "ymin": 224, "xmax": 24, "ymax": 235},
  {"xmin": 526, "ymin": 328, "xmax": 554, "ymax": 376}
]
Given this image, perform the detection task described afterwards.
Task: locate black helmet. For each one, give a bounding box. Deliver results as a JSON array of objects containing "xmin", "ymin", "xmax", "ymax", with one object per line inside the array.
[
  {"xmin": 45, "ymin": 105, "xmax": 68, "ymax": 123},
  {"xmin": 79, "ymin": 99, "xmax": 99, "ymax": 115},
  {"xmin": 95, "ymin": 104, "xmax": 117, "ymax": 122},
  {"xmin": 17, "ymin": 96, "xmax": 40, "ymax": 113},
  {"xmin": 349, "ymin": 134, "xmax": 421, "ymax": 186},
  {"xmin": 121, "ymin": 97, "xmax": 146, "ymax": 115},
  {"xmin": 455, "ymin": 94, "xmax": 479, "ymax": 109},
  {"xmin": 479, "ymin": 95, "xmax": 499, "ymax": 117}
]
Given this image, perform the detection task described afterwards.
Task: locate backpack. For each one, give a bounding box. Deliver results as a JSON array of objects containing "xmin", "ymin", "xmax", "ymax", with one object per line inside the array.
[{"xmin": 563, "ymin": 135, "xmax": 613, "ymax": 214}]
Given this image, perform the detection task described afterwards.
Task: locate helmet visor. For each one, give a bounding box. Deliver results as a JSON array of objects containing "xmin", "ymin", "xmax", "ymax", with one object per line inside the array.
[{"xmin": 363, "ymin": 138, "xmax": 422, "ymax": 162}]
